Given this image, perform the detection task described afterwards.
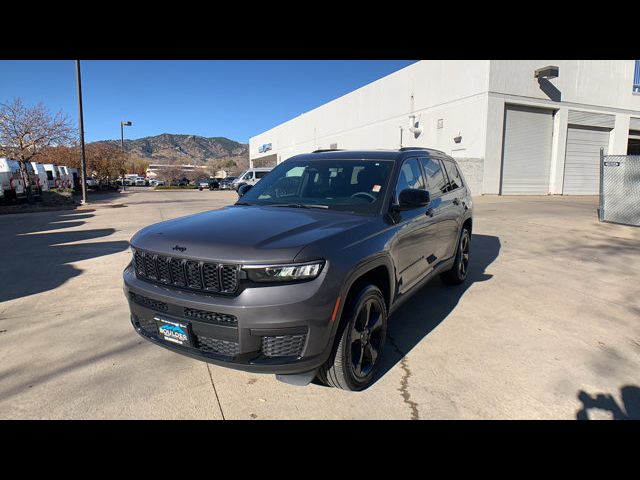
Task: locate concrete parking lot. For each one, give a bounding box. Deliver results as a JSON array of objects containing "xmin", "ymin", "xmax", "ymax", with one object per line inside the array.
[{"xmin": 0, "ymin": 189, "xmax": 638, "ymax": 419}]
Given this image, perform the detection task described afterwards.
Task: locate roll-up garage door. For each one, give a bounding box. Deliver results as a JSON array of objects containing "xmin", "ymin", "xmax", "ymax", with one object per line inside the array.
[
  {"xmin": 501, "ymin": 105, "xmax": 554, "ymax": 195},
  {"xmin": 562, "ymin": 126, "xmax": 610, "ymax": 195}
]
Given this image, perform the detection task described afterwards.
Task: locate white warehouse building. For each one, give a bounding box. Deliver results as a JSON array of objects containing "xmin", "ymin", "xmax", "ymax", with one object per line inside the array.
[{"xmin": 249, "ymin": 60, "xmax": 640, "ymax": 195}]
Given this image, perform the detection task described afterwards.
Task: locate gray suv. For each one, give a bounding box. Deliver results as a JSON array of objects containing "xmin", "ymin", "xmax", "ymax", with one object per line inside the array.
[{"xmin": 123, "ymin": 148, "xmax": 473, "ymax": 391}]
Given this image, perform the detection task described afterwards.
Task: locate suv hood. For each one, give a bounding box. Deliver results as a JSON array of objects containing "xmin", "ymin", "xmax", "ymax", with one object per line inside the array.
[{"xmin": 130, "ymin": 205, "xmax": 374, "ymax": 263}]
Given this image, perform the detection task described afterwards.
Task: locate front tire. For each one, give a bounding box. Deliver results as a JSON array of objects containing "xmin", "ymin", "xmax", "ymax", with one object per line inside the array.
[
  {"xmin": 440, "ymin": 227, "xmax": 470, "ymax": 285},
  {"xmin": 316, "ymin": 284, "xmax": 387, "ymax": 391}
]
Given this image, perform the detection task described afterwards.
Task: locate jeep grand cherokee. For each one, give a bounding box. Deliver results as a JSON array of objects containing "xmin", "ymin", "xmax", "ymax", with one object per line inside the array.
[{"xmin": 123, "ymin": 148, "xmax": 472, "ymax": 391}]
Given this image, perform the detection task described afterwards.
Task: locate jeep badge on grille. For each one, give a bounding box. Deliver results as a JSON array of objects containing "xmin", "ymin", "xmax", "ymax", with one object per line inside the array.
[{"xmin": 172, "ymin": 245, "xmax": 187, "ymax": 252}]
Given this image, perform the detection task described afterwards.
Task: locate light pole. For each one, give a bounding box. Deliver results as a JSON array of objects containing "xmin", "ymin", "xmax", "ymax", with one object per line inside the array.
[
  {"xmin": 120, "ymin": 121, "xmax": 132, "ymax": 190},
  {"xmin": 76, "ymin": 60, "xmax": 88, "ymax": 205}
]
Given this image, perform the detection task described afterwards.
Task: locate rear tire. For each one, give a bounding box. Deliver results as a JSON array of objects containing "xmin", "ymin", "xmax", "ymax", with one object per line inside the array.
[
  {"xmin": 316, "ymin": 284, "xmax": 387, "ymax": 391},
  {"xmin": 440, "ymin": 227, "xmax": 470, "ymax": 285}
]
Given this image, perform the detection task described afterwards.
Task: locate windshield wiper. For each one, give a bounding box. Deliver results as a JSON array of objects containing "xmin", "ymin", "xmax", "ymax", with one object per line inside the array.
[
  {"xmin": 235, "ymin": 201, "xmax": 253, "ymax": 206},
  {"xmin": 269, "ymin": 203, "xmax": 329, "ymax": 209}
]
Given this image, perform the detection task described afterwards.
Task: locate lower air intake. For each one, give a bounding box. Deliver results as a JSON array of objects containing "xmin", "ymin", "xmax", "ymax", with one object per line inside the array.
[{"xmin": 261, "ymin": 334, "xmax": 307, "ymax": 357}]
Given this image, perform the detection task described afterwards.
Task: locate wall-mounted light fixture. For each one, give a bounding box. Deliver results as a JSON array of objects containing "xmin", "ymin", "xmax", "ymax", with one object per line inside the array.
[
  {"xmin": 453, "ymin": 130, "xmax": 462, "ymax": 143},
  {"xmin": 408, "ymin": 115, "xmax": 422, "ymax": 138},
  {"xmin": 534, "ymin": 65, "xmax": 559, "ymax": 80}
]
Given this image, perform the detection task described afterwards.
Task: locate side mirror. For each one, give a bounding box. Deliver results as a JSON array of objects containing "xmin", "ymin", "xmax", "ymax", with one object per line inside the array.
[
  {"xmin": 238, "ymin": 183, "xmax": 253, "ymax": 196},
  {"xmin": 395, "ymin": 188, "xmax": 430, "ymax": 210}
]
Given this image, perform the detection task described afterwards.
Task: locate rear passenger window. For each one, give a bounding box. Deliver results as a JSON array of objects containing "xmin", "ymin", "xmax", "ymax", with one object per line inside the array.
[
  {"xmin": 419, "ymin": 157, "xmax": 448, "ymax": 195},
  {"xmin": 443, "ymin": 160, "xmax": 463, "ymax": 191},
  {"xmin": 395, "ymin": 158, "xmax": 425, "ymax": 201},
  {"xmin": 256, "ymin": 171, "xmax": 270, "ymax": 179}
]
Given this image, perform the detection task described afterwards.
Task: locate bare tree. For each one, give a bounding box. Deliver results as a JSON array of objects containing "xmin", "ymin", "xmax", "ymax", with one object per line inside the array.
[
  {"xmin": 39, "ymin": 142, "xmax": 126, "ymax": 185},
  {"xmin": 154, "ymin": 165, "xmax": 184, "ymax": 186},
  {"xmin": 0, "ymin": 98, "xmax": 76, "ymax": 163}
]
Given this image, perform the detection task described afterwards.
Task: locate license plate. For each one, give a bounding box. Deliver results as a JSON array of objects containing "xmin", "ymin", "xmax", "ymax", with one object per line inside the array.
[{"xmin": 154, "ymin": 316, "xmax": 192, "ymax": 347}]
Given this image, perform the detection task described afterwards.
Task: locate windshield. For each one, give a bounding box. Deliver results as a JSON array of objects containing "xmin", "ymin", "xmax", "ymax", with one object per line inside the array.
[{"xmin": 237, "ymin": 158, "xmax": 393, "ymax": 213}]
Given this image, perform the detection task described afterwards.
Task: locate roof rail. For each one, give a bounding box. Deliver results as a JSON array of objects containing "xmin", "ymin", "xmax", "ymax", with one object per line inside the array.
[
  {"xmin": 398, "ymin": 147, "xmax": 429, "ymax": 151},
  {"xmin": 312, "ymin": 148, "xmax": 345, "ymax": 153}
]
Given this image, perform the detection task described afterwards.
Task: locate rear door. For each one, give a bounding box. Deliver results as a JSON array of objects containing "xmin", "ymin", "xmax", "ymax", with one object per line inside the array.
[
  {"xmin": 419, "ymin": 156, "xmax": 457, "ymax": 261},
  {"xmin": 440, "ymin": 158, "xmax": 467, "ymax": 258}
]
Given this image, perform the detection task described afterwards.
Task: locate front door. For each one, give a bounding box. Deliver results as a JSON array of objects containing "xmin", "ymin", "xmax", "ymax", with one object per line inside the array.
[{"xmin": 390, "ymin": 157, "xmax": 440, "ymax": 296}]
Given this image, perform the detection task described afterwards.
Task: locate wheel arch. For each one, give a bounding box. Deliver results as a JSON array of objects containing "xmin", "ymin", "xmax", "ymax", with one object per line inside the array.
[{"xmin": 330, "ymin": 254, "xmax": 394, "ymax": 341}]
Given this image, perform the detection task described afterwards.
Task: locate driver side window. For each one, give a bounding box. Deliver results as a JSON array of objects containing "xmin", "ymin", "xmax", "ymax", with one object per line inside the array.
[{"xmin": 395, "ymin": 158, "xmax": 425, "ymax": 202}]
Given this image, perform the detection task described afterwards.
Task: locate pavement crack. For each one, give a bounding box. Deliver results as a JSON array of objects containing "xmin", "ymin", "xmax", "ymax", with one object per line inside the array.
[
  {"xmin": 206, "ymin": 364, "xmax": 225, "ymax": 420},
  {"xmin": 387, "ymin": 334, "xmax": 420, "ymax": 420}
]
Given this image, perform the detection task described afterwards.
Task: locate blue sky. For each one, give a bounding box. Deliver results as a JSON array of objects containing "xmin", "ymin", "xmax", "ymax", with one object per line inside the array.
[{"xmin": 0, "ymin": 60, "xmax": 416, "ymax": 143}]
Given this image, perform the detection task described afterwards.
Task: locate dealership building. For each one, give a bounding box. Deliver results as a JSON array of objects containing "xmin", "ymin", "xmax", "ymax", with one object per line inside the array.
[{"xmin": 249, "ymin": 60, "xmax": 640, "ymax": 195}]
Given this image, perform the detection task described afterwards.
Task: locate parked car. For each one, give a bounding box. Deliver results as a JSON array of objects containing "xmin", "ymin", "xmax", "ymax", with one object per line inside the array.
[
  {"xmin": 124, "ymin": 148, "xmax": 473, "ymax": 391},
  {"xmin": 232, "ymin": 167, "xmax": 272, "ymax": 191},
  {"xmin": 57, "ymin": 166, "xmax": 73, "ymax": 189},
  {"xmin": 149, "ymin": 179, "xmax": 165, "ymax": 187},
  {"xmin": 43, "ymin": 164, "xmax": 62, "ymax": 189},
  {"xmin": 68, "ymin": 167, "xmax": 80, "ymax": 190},
  {"xmin": 197, "ymin": 178, "xmax": 211, "ymax": 190},
  {"xmin": 85, "ymin": 177, "xmax": 99, "ymax": 189},
  {"xmin": 208, "ymin": 179, "xmax": 220, "ymax": 190},
  {"xmin": 135, "ymin": 178, "xmax": 148, "ymax": 186},
  {"xmin": 22, "ymin": 161, "xmax": 42, "ymax": 199},
  {"xmin": 0, "ymin": 157, "xmax": 26, "ymax": 202},
  {"xmin": 30, "ymin": 162, "xmax": 50, "ymax": 193},
  {"xmin": 219, "ymin": 176, "xmax": 236, "ymax": 190}
]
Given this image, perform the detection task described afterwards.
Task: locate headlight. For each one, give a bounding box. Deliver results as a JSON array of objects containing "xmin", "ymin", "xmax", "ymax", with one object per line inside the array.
[{"xmin": 243, "ymin": 261, "xmax": 325, "ymax": 283}]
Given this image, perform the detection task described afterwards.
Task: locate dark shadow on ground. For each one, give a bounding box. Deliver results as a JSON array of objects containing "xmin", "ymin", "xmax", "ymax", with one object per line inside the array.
[
  {"xmin": 576, "ymin": 385, "xmax": 640, "ymax": 420},
  {"xmin": 0, "ymin": 209, "xmax": 129, "ymax": 303},
  {"xmin": 371, "ymin": 234, "xmax": 501, "ymax": 386}
]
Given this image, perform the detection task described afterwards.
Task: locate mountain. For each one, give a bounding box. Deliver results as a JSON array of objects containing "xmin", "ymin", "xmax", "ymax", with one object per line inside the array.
[{"xmin": 91, "ymin": 133, "xmax": 249, "ymax": 166}]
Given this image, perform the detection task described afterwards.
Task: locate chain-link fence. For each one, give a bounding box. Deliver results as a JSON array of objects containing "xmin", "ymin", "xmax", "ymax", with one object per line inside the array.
[{"xmin": 599, "ymin": 149, "xmax": 640, "ymax": 226}]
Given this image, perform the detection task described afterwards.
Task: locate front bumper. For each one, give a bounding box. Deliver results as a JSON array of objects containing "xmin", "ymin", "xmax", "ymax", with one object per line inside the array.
[{"xmin": 123, "ymin": 263, "xmax": 340, "ymax": 374}]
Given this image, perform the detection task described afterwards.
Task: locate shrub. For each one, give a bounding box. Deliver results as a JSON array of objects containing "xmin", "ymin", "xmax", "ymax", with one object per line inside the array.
[{"xmin": 41, "ymin": 190, "xmax": 75, "ymax": 206}]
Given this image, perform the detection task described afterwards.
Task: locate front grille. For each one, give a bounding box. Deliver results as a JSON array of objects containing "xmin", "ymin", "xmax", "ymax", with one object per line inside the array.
[
  {"xmin": 170, "ymin": 258, "xmax": 186, "ymax": 286},
  {"xmin": 185, "ymin": 261, "xmax": 202, "ymax": 289},
  {"xmin": 197, "ymin": 336, "xmax": 239, "ymax": 357},
  {"xmin": 202, "ymin": 263, "xmax": 220, "ymax": 291},
  {"xmin": 133, "ymin": 249, "xmax": 239, "ymax": 294},
  {"xmin": 220, "ymin": 265, "xmax": 238, "ymax": 292},
  {"xmin": 261, "ymin": 334, "xmax": 307, "ymax": 357},
  {"xmin": 129, "ymin": 292, "xmax": 169, "ymax": 312},
  {"xmin": 157, "ymin": 256, "xmax": 171, "ymax": 284},
  {"xmin": 183, "ymin": 307, "xmax": 238, "ymax": 326}
]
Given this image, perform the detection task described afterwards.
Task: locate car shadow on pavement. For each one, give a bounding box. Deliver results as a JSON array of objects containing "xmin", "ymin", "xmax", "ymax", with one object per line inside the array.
[
  {"xmin": 576, "ymin": 385, "xmax": 640, "ymax": 420},
  {"xmin": 0, "ymin": 209, "xmax": 130, "ymax": 303},
  {"xmin": 371, "ymin": 234, "xmax": 501, "ymax": 387}
]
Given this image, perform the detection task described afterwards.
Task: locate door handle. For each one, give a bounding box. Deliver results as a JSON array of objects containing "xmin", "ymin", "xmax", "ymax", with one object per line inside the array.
[
  {"xmin": 425, "ymin": 207, "xmax": 434, "ymax": 217},
  {"xmin": 453, "ymin": 198, "xmax": 460, "ymax": 206}
]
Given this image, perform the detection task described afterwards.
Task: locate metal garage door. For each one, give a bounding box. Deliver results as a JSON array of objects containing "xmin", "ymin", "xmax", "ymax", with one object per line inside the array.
[
  {"xmin": 563, "ymin": 126, "xmax": 610, "ymax": 195},
  {"xmin": 501, "ymin": 105, "xmax": 554, "ymax": 195}
]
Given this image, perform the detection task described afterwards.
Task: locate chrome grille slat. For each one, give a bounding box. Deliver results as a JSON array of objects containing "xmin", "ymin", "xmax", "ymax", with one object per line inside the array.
[{"xmin": 133, "ymin": 249, "xmax": 239, "ymax": 294}]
